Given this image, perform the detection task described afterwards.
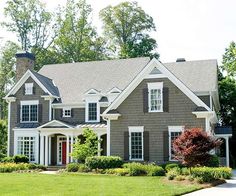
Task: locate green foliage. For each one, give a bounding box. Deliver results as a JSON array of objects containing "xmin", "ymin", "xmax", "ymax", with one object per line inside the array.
[
  {"xmin": 28, "ymin": 163, "xmax": 46, "ymax": 171},
  {"xmin": 204, "ymin": 155, "xmax": 219, "ymax": 167},
  {"xmin": 13, "ymin": 155, "xmax": 29, "ymax": 163},
  {"xmin": 54, "ymin": 0, "xmax": 106, "ymax": 63},
  {"xmin": 175, "ymin": 175, "xmax": 185, "ymax": 181},
  {"xmin": 0, "ymin": 162, "xmax": 45, "ymax": 173},
  {"xmin": 146, "ymin": 165, "xmax": 165, "ymax": 176},
  {"xmin": 191, "ymin": 167, "xmax": 232, "ymax": 182},
  {"xmin": 0, "ymin": 120, "xmax": 7, "ymax": 158},
  {"xmin": 181, "ymin": 167, "xmax": 190, "ymax": 176},
  {"xmin": 66, "ymin": 163, "xmax": 79, "ymax": 172},
  {"xmin": 85, "ymin": 156, "xmax": 123, "ymax": 170},
  {"xmin": 165, "ymin": 163, "xmax": 180, "ymax": 171},
  {"xmin": 106, "ymin": 168, "xmax": 130, "ymax": 176},
  {"xmin": 71, "ymin": 128, "xmax": 99, "ymax": 162},
  {"xmin": 100, "ymin": 1, "xmax": 158, "ymax": 58},
  {"xmin": 1, "ymin": 156, "xmax": 14, "ymax": 163}
]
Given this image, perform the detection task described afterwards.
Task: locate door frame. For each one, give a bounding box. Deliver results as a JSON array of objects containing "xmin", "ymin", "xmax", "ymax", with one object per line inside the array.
[{"xmin": 57, "ymin": 136, "xmax": 67, "ymax": 165}]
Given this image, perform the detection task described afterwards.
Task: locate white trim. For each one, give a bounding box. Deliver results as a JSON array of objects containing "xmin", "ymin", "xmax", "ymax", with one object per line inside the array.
[
  {"xmin": 148, "ymin": 82, "xmax": 163, "ymax": 112},
  {"xmin": 85, "ymin": 102, "xmax": 100, "ymax": 123},
  {"xmin": 107, "ymin": 87, "xmax": 122, "ymax": 94},
  {"xmin": 14, "ymin": 130, "xmax": 39, "ymax": 163},
  {"xmin": 57, "ymin": 136, "xmax": 67, "ymax": 165},
  {"xmin": 107, "ymin": 119, "xmax": 111, "ymax": 156},
  {"xmin": 4, "ymin": 70, "xmax": 54, "ymax": 98},
  {"xmin": 128, "ymin": 126, "xmax": 144, "ymax": 161},
  {"xmin": 84, "ymin": 88, "xmax": 100, "ymax": 95},
  {"xmin": 38, "ymin": 120, "xmax": 73, "ymax": 129},
  {"xmin": 168, "ymin": 126, "xmax": 184, "ymax": 161},
  {"xmin": 7, "ymin": 102, "xmax": 11, "ymax": 156},
  {"xmin": 20, "ymin": 100, "xmax": 39, "ymax": 123},
  {"xmin": 145, "ymin": 74, "xmax": 166, "ymax": 79},
  {"xmin": 21, "ymin": 100, "xmax": 39, "ymax": 105},
  {"xmin": 63, "ymin": 107, "xmax": 71, "ymax": 118},
  {"xmin": 103, "ymin": 58, "xmax": 211, "ymax": 115}
]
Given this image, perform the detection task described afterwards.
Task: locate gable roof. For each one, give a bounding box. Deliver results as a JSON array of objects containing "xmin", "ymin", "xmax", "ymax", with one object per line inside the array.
[
  {"xmin": 103, "ymin": 58, "xmax": 211, "ymax": 115},
  {"xmin": 5, "ymin": 69, "xmax": 59, "ymax": 99},
  {"xmin": 164, "ymin": 59, "xmax": 218, "ymax": 92},
  {"xmin": 38, "ymin": 57, "xmax": 150, "ymax": 104}
]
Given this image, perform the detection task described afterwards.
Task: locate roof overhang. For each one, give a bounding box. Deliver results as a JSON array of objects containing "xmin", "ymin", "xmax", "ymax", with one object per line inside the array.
[
  {"xmin": 37, "ymin": 120, "xmax": 74, "ymax": 130},
  {"xmin": 101, "ymin": 113, "xmax": 121, "ymax": 120},
  {"xmin": 192, "ymin": 111, "xmax": 218, "ymax": 124}
]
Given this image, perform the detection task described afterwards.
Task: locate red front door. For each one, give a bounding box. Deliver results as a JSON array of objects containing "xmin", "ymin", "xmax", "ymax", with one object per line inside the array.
[{"xmin": 62, "ymin": 142, "xmax": 67, "ymax": 165}]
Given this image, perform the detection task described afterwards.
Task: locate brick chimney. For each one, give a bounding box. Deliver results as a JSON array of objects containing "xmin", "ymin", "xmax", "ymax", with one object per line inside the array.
[{"xmin": 15, "ymin": 51, "xmax": 35, "ymax": 81}]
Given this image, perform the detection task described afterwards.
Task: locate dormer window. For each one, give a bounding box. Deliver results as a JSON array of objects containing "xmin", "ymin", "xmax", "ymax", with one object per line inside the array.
[
  {"xmin": 88, "ymin": 103, "xmax": 97, "ymax": 121},
  {"xmin": 148, "ymin": 82, "xmax": 163, "ymax": 112},
  {"xmin": 63, "ymin": 108, "xmax": 71, "ymax": 117},
  {"xmin": 25, "ymin": 83, "xmax": 33, "ymax": 95}
]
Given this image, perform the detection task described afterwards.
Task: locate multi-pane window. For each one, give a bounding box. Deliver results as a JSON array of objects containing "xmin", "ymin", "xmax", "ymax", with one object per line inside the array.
[
  {"xmin": 170, "ymin": 131, "xmax": 181, "ymax": 160},
  {"xmin": 21, "ymin": 104, "xmax": 38, "ymax": 122},
  {"xmin": 129, "ymin": 127, "xmax": 144, "ymax": 160},
  {"xmin": 88, "ymin": 103, "xmax": 97, "ymax": 121},
  {"xmin": 63, "ymin": 108, "xmax": 71, "ymax": 117},
  {"xmin": 25, "ymin": 83, "xmax": 33, "ymax": 95},
  {"xmin": 148, "ymin": 82, "xmax": 163, "ymax": 112},
  {"xmin": 17, "ymin": 137, "xmax": 36, "ymax": 162}
]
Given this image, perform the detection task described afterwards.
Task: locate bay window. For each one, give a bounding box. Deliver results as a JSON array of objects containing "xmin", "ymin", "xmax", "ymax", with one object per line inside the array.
[{"xmin": 17, "ymin": 136, "xmax": 36, "ymax": 162}]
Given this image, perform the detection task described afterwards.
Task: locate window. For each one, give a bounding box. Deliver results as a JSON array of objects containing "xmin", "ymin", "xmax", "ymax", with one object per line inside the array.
[
  {"xmin": 88, "ymin": 103, "xmax": 97, "ymax": 121},
  {"xmin": 168, "ymin": 126, "xmax": 184, "ymax": 161},
  {"xmin": 21, "ymin": 101, "xmax": 38, "ymax": 122},
  {"xmin": 17, "ymin": 137, "xmax": 36, "ymax": 162},
  {"xmin": 129, "ymin": 126, "xmax": 144, "ymax": 161},
  {"xmin": 63, "ymin": 108, "xmax": 71, "ymax": 117},
  {"xmin": 148, "ymin": 82, "xmax": 163, "ymax": 112},
  {"xmin": 25, "ymin": 83, "xmax": 33, "ymax": 95}
]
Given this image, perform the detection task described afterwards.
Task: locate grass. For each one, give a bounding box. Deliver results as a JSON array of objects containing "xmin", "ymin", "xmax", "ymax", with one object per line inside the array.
[{"xmin": 0, "ymin": 173, "xmax": 202, "ymax": 196}]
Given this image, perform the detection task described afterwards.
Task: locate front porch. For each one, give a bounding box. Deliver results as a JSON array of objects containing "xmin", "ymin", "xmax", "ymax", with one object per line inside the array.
[{"xmin": 38, "ymin": 120, "xmax": 107, "ymax": 166}]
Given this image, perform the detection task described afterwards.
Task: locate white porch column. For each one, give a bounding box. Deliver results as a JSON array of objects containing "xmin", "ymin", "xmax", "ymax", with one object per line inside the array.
[
  {"xmin": 49, "ymin": 136, "xmax": 52, "ymax": 165},
  {"xmin": 45, "ymin": 135, "xmax": 49, "ymax": 166},
  {"xmin": 226, "ymin": 137, "xmax": 229, "ymax": 167},
  {"xmin": 66, "ymin": 135, "xmax": 70, "ymax": 164},
  {"xmin": 40, "ymin": 135, "xmax": 44, "ymax": 165},
  {"xmin": 70, "ymin": 135, "xmax": 74, "ymax": 162},
  {"xmin": 107, "ymin": 119, "xmax": 110, "ymax": 156},
  {"xmin": 97, "ymin": 134, "xmax": 101, "ymax": 156}
]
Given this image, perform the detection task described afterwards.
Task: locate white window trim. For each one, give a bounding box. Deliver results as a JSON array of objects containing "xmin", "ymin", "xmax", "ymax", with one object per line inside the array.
[
  {"xmin": 85, "ymin": 102, "xmax": 100, "ymax": 123},
  {"xmin": 63, "ymin": 107, "xmax": 71, "ymax": 118},
  {"xmin": 24, "ymin": 83, "xmax": 33, "ymax": 95},
  {"xmin": 14, "ymin": 130, "xmax": 39, "ymax": 163},
  {"xmin": 20, "ymin": 100, "xmax": 39, "ymax": 123},
  {"xmin": 129, "ymin": 126, "xmax": 144, "ymax": 161},
  {"xmin": 168, "ymin": 126, "xmax": 184, "ymax": 161},
  {"xmin": 148, "ymin": 82, "xmax": 163, "ymax": 113}
]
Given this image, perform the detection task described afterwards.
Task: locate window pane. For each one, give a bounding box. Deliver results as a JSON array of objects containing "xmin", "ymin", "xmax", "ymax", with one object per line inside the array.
[
  {"xmin": 88, "ymin": 103, "xmax": 97, "ymax": 121},
  {"xmin": 22, "ymin": 105, "xmax": 29, "ymax": 122},
  {"xmin": 30, "ymin": 105, "xmax": 38, "ymax": 121},
  {"xmin": 170, "ymin": 132, "xmax": 181, "ymax": 160},
  {"xmin": 150, "ymin": 88, "xmax": 162, "ymax": 111},
  {"xmin": 17, "ymin": 137, "xmax": 36, "ymax": 162},
  {"xmin": 130, "ymin": 132, "xmax": 143, "ymax": 160}
]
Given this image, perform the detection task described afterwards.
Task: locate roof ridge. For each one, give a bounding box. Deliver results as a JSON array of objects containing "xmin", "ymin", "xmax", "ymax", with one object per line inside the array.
[{"xmin": 164, "ymin": 59, "xmax": 217, "ymax": 64}]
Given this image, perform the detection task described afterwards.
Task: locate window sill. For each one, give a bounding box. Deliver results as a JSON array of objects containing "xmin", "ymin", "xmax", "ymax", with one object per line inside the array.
[
  {"xmin": 20, "ymin": 121, "xmax": 38, "ymax": 123},
  {"xmin": 62, "ymin": 116, "xmax": 71, "ymax": 118},
  {"xmin": 148, "ymin": 110, "xmax": 163, "ymax": 113},
  {"xmin": 129, "ymin": 158, "xmax": 144, "ymax": 161}
]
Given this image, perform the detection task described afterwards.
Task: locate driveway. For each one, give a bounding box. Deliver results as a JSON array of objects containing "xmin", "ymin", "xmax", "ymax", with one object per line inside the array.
[{"xmin": 184, "ymin": 170, "xmax": 236, "ymax": 196}]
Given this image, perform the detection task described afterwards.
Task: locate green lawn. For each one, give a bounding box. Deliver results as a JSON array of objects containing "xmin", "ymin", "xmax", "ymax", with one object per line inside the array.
[{"xmin": 0, "ymin": 173, "xmax": 201, "ymax": 196}]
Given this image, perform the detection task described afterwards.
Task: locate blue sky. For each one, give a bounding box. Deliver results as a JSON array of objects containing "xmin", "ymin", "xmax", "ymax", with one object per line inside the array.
[{"xmin": 0, "ymin": 0, "xmax": 236, "ymax": 64}]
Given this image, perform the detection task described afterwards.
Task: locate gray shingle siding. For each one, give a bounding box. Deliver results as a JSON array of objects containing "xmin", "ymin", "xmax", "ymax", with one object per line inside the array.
[
  {"xmin": 110, "ymin": 78, "xmax": 205, "ymax": 163},
  {"xmin": 9, "ymin": 77, "xmax": 49, "ymax": 155},
  {"xmin": 198, "ymin": 95, "xmax": 211, "ymax": 108}
]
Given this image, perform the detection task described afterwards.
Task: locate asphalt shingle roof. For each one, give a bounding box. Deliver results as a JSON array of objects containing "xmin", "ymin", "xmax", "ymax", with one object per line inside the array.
[{"xmin": 37, "ymin": 58, "xmax": 218, "ymax": 104}]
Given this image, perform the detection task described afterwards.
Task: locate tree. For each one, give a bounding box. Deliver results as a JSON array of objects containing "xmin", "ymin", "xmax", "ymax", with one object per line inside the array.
[
  {"xmin": 100, "ymin": 1, "xmax": 159, "ymax": 58},
  {"xmin": 0, "ymin": 41, "xmax": 20, "ymax": 119},
  {"xmin": 173, "ymin": 128, "xmax": 221, "ymax": 168},
  {"xmin": 2, "ymin": 0, "xmax": 55, "ymax": 51},
  {"xmin": 71, "ymin": 128, "xmax": 100, "ymax": 162},
  {"xmin": 0, "ymin": 120, "xmax": 7, "ymax": 160},
  {"xmin": 54, "ymin": 0, "xmax": 106, "ymax": 63},
  {"xmin": 221, "ymin": 41, "xmax": 236, "ymax": 77}
]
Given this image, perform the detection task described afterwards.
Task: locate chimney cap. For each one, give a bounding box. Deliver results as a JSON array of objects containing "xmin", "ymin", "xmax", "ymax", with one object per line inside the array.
[
  {"xmin": 15, "ymin": 51, "xmax": 35, "ymax": 60},
  {"xmin": 176, "ymin": 58, "xmax": 186, "ymax": 62}
]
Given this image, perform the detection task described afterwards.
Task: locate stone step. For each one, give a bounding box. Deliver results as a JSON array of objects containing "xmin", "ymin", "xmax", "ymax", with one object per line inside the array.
[{"xmin": 46, "ymin": 166, "xmax": 66, "ymax": 171}]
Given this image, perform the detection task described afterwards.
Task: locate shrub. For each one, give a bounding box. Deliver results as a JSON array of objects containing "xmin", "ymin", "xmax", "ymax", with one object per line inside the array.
[
  {"xmin": 191, "ymin": 167, "xmax": 232, "ymax": 182},
  {"xmin": 106, "ymin": 168, "xmax": 130, "ymax": 176},
  {"xmin": 13, "ymin": 155, "xmax": 29, "ymax": 163},
  {"xmin": 175, "ymin": 175, "xmax": 185, "ymax": 181},
  {"xmin": 123, "ymin": 162, "xmax": 147, "ymax": 176},
  {"xmin": 27, "ymin": 163, "xmax": 46, "ymax": 171},
  {"xmin": 167, "ymin": 174, "xmax": 175, "ymax": 180},
  {"xmin": 85, "ymin": 156, "xmax": 123, "ymax": 169},
  {"xmin": 1, "ymin": 157, "xmax": 14, "ymax": 163},
  {"xmin": 78, "ymin": 164, "xmax": 89, "ymax": 172},
  {"xmin": 165, "ymin": 163, "xmax": 180, "ymax": 171},
  {"xmin": 146, "ymin": 165, "xmax": 165, "ymax": 176},
  {"xmin": 0, "ymin": 163, "xmax": 29, "ymax": 173},
  {"xmin": 67, "ymin": 163, "xmax": 79, "ymax": 172},
  {"xmin": 204, "ymin": 155, "xmax": 219, "ymax": 167},
  {"xmin": 181, "ymin": 167, "xmax": 190, "ymax": 176}
]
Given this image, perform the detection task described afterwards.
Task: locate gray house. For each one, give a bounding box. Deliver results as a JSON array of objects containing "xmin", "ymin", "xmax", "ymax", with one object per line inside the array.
[{"xmin": 4, "ymin": 52, "xmax": 232, "ymax": 166}]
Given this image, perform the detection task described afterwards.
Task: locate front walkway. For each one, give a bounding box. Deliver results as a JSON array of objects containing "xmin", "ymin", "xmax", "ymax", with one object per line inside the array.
[{"xmin": 184, "ymin": 170, "xmax": 236, "ymax": 196}]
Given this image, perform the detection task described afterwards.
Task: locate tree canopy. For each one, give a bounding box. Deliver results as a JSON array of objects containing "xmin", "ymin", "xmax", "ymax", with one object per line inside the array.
[{"xmin": 100, "ymin": 1, "xmax": 159, "ymax": 58}]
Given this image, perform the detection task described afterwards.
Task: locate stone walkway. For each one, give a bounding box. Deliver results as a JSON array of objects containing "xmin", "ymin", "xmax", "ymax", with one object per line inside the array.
[{"xmin": 184, "ymin": 170, "xmax": 236, "ymax": 196}]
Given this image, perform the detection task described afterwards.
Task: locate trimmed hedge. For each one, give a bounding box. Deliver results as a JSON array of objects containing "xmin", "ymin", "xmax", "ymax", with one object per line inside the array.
[
  {"xmin": 85, "ymin": 156, "xmax": 123, "ymax": 169},
  {"xmin": 0, "ymin": 163, "xmax": 46, "ymax": 173},
  {"xmin": 106, "ymin": 168, "xmax": 130, "ymax": 176},
  {"xmin": 204, "ymin": 155, "xmax": 219, "ymax": 167},
  {"xmin": 165, "ymin": 163, "xmax": 180, "ymax": 171},
  {"xmin": 191, "ymin": 167, "xmax": 232, "ymax": 182},
  {"xmin": 1, "ymin": 155, "xmax": 29, "ymax": 163}
]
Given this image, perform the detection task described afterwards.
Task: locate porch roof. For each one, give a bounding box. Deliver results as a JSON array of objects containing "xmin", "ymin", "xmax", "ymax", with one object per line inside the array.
[{"xmin": 215, "ymin": 126, "xmax": 232, "ymax": 136}]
